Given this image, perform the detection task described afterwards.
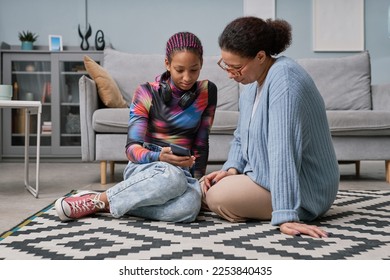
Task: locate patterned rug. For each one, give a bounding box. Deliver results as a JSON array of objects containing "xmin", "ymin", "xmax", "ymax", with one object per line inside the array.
[{"xmin": 1, "ymin": 190, "xmax": 389, "ymax": 260}]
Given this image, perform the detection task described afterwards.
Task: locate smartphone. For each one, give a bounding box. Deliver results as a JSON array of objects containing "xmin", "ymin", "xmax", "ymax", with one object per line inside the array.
[{"xmin": 170, "ymin": 143, "xmax": 191, "ymax": 156}]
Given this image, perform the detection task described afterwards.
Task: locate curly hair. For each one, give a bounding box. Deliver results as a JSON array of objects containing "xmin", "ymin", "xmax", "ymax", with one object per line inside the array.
[
  {"xmin": 166, "ymin": 32, "xmax": 203, "ymax": 62},
  {"xmin": 218, "ymin": 16, "xmax": 292, "ymax": 58}
]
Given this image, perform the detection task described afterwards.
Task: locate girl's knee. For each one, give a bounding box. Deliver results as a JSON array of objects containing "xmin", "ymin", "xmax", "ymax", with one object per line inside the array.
[{"xmin": 146, "ymin": 162, "xmax": 188, "ymax": 194}]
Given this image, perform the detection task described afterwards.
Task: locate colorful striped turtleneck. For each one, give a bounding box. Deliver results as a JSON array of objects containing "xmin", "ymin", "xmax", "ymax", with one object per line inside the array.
[{"xmin": 125, "ymin": 75, "xmax": 217, "ymax": 178}]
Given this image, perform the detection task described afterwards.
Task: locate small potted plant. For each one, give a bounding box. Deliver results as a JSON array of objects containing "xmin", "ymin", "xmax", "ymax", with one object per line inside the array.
[{"xmin": 18, "ymin": 30, "xmax": 38, "ymax": 50}]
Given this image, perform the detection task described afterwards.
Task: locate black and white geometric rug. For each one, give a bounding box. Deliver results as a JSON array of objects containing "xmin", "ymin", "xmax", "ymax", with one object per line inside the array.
[{"xmin": 1, "ymin": 190, "xmax": 389, "ymax": 260}]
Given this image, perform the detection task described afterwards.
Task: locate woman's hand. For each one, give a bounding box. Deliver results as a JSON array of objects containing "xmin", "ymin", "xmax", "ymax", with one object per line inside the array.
[
  {"xmin": 202, "ymin": 168, "xmax": 238, "ymax": 191},
  {"xmin": 280, "ymin": 222, "xmax": 328, "ymax": 238},
  {"xmin": 159, "ymin": 147, "xmax": 195, "ymax": 168}
]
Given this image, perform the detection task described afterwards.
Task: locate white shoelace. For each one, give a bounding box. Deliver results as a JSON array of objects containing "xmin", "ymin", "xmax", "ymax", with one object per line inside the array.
[
  {"xmin": 70, "ymin": 193, "xmax": 106, "ymax": 214},
  {"xmin": 90, "ymin": 193, "xmax": 106, "ymax": 210}
]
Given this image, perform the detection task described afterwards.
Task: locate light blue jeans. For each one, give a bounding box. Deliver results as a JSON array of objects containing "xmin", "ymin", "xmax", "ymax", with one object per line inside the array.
[{"xmin": 106, "ymin": 161, "xmax": 202, "ymax": 223}]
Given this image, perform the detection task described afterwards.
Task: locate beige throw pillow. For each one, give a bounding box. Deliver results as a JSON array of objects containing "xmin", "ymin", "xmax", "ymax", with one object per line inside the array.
[{"xmin": 83, "ymin": 55, "xmax": 127, "ymax": 108}]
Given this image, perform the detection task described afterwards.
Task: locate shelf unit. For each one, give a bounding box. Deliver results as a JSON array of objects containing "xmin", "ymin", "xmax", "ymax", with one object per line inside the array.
[{"xmin": 0, "ymin": 49, "xmax": 103, "ymax": 159}]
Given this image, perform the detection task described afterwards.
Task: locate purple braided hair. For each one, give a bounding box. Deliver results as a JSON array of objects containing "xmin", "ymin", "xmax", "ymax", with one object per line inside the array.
[{"xmin": 166, "ymin": 32, "xmax": 203, "ymax": 62}]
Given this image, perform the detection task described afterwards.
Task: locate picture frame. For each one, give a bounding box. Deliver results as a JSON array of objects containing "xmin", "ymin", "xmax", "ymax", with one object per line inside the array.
[
  {"xmin": 48, "ymin": 35, "xmax": 63, "ymax": 51},
  {"xmin": 243, "ymin": 0, "xmax": 275, "ymax": 19},
  {"xmin": 313, "ymin": 0, "xmax": 364, "ymax": 52}
]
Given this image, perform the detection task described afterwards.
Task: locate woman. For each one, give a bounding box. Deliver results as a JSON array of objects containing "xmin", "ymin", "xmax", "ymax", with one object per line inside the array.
[
  {"xmin": 56, "ymin": 32, "xmax": 217, "ymax": 223},
  {"xmin": 202, "ymin": 17, "xmax": 339, "ymax": 237}
]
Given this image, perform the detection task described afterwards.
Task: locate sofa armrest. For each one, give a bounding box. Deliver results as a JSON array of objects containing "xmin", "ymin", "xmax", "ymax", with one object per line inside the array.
[
  {"xmin": 372, "ymin": 83, "xmax": 390, "ymax": 111},
  {"xmin": 79, "ymin": 75, "xmax": 99, "ymax": 161}
]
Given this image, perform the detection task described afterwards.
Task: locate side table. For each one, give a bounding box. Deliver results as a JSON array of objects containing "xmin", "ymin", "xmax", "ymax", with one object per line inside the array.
[{"xmin": 0, "ymin": 100, "xmax": 42, "ymax": 198}]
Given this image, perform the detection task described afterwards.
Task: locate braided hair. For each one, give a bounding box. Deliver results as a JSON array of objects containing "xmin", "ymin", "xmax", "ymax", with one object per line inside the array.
[{"xmin": 166, "ymin": 32, "xmax": 203, "ymax": 62}]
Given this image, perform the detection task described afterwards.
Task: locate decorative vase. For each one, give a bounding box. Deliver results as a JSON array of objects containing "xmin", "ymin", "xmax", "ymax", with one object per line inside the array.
[
  {"xmin": 95, "ymin": 30, "xmax": 105, "ymax": 50},
  {"xmin": 25, "ymin": 92, "xmax": 34, "ymax": 101},
  {"xmin": 0, "ymin": 84, "xmax": 13, "ymax": 100},
  {"xmin": 21, "ymin": 41, "xmax": 33, "ymax": 50}
]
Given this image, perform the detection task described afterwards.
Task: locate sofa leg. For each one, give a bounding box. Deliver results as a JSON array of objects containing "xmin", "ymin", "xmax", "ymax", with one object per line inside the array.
[
  {"xmin": 355, "ymin": 161, "xmax": 360, "ymax": 177},
  {"xmin": 100, "ymin": 161, "xmax": 107, "ymax": 185},
  {"xmin": 338, "ymin": 160, "xmax": 360, "ymax": 176},
  {"xmin": 386, "ymin": 161, "xmax": 390, "ymax": 183},
  {"xmin": 109, "ymin": 161, "xmax": 115, "ymax": 183}
]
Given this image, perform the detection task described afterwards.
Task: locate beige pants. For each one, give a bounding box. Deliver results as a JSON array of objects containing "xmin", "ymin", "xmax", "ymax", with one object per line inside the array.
[{"xmin": 201, "ymin": 175, "xmax": 272, "ymax": 222}]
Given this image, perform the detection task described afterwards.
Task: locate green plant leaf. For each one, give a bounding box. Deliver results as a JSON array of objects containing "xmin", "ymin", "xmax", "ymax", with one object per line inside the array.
[{"xmin": 18, "ymin": 30, "xmax": 38, "ymax": 42}]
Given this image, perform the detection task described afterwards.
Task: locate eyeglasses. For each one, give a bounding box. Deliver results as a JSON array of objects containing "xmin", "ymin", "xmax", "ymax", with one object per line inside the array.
[{"xmin": 217, "ymin": 58, "xmax": 251, "ymax": 77}]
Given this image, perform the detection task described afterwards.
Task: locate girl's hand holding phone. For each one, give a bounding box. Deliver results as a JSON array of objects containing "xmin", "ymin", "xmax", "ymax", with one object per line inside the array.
[{"xmin": 159, "ymin": 146, "xmax": 195, "ymax": 167}]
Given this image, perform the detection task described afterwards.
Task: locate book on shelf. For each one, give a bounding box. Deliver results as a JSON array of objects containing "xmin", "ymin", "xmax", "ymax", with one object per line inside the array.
[{"xmin": 41, "ymin": 121, "xmax": 52, "ymax": 135}]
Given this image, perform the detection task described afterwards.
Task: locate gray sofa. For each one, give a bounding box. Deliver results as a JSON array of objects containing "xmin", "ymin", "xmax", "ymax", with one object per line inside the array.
[
  {"xmin": 297, "ymin": 51, "xmax": 390, "ymax": 182},
  {"xmin": 80, "ymin": 48, "xmax": 390, "ymax": 184}
]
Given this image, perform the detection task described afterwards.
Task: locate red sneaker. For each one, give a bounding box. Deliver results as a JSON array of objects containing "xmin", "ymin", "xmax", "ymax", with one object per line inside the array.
[{"xmin": 55, "ymin": 191, "xmax": 107, "ymax": 221}]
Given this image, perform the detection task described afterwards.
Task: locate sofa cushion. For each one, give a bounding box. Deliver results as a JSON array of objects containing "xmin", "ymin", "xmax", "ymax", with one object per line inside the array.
[
  {"xmin": 297, "ymin": 51, "xmax": 371, "ymax": 110},
  {"xmin": 199, "ymin": 56, "xmax": 239, "ymax": 111},
  {"xmin": 372, "ymin": 84, "xmax": 390, "ymax": 110},
  {"xmin": 327, "ymin": 110, "xmax": 390, "ymax": 136},
  {"xmin": 103, "ymin": 48, "xmax": 239, "ymax": 111},
  {"xmin": 83, "ymin": 55, "xmax": 128, "ymax": 108},
  {"xmin": 103, "ymin": 48, "xmax": 166, "ymax": 104},
  {"xmin": 211, "ymin": 110, "xmax": 239, "ymax": 134}
]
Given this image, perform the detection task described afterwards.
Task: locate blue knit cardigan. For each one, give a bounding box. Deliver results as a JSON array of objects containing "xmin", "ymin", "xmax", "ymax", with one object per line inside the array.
[{"xmin": 222, "ymin": 56, "xmax": 340, "ymax": 226}]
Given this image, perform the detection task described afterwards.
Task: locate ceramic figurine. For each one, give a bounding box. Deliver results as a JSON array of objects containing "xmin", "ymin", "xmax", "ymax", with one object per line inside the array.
[{"xmin": 95, "ymin": 30, "xmax": 105, "ymax": 50}]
